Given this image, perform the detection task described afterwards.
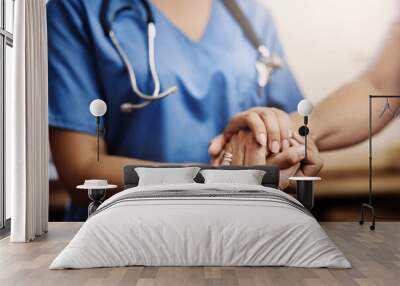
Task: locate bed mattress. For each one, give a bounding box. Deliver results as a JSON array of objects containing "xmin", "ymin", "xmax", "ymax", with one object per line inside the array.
[{"xmin": 50, "ymin": 183, "xmax": 350, "ymax": 269}]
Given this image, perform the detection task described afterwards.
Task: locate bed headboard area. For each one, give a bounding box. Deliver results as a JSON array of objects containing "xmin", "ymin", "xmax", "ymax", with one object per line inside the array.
[{"xmin": 123, "ymin": 165, "xmax": 280, "ymax": 189}]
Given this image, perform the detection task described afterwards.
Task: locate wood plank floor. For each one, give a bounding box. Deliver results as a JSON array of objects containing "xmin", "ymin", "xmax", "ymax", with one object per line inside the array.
[{"xmin": 0, "ymin": 222, "xmax": 399, "ymax": 286}]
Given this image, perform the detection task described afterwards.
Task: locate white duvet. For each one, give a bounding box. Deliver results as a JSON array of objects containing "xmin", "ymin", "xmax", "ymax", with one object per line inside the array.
[{"xmin": 50, "ymin": 183, "xmax": 350, "ymax": 269}]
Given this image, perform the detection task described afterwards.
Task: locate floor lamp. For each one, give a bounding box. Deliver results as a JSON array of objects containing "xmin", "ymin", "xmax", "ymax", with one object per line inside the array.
[
  {"xmin": 89, "ymin": 99, "xmax": 107, "ymax": 162},
  {"xmin": 290, "ymin": 99, "xmax": 321, "ymax": 210}
]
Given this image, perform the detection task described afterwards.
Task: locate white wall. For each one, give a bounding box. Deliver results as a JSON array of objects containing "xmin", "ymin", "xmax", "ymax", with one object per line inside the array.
[{"xmin": 260, "ymin": 0, "xmax": 400, "ymax": 170}]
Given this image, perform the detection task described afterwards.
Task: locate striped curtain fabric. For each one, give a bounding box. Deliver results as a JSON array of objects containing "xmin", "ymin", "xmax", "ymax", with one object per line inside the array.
[{"xmin": 7, "ymin": 0, "xmax": 48, "ymax": 242}]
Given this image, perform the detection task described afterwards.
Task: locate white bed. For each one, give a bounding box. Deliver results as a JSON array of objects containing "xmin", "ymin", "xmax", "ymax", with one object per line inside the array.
[{"xmin": 50, "ymin": 183, "xmax": 350, "ymax": 269}]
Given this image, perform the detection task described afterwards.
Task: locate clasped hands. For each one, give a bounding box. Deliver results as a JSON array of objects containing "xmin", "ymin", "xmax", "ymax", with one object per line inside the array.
[{"xmin": 208, "ymin": 107, "xmax": 323, "ymax": 189}]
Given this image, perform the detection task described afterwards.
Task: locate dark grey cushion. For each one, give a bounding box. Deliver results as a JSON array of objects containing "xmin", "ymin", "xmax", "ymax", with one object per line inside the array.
[{"xmin": 123, "ymin": 165, "xmax": 280, "ymax": 189}]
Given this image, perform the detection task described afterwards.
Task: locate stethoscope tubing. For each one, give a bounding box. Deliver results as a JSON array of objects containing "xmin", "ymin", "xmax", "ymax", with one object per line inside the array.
[
  {"xmin": 102, "ymin": 0, "xmax": 178, "ymax": 111},
  {"xmin": 100, "ymin": 0, "xmax": 282, "ymax": 112},
  {"xmin": 109, "ymin": 27, "xmax": 176, "ymax": 101}
]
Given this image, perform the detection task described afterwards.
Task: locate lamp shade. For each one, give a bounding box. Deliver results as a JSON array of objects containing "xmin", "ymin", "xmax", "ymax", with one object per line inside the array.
[
  {"xmin": 90, "ymin": 99, "xmax": 107, "ymax": 117},
  {"xmin": 297, "ymin": 99, "xmax": 314, "ymax": 116}
]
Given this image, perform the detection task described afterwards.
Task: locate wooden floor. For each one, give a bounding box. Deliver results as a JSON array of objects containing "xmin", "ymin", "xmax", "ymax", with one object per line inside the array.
[{"xmin": 0, "ymin": 222, "xmax": 399, "ymax": 286}]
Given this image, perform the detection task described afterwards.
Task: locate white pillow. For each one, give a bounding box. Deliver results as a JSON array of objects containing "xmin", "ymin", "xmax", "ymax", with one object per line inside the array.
[
  {"xmin": 135, "ymin": 167, "xmax": 200, "ymax": 186},
  {"xmin": 200, "ymin": 169, "xmax": 266, "ymax": 185}
]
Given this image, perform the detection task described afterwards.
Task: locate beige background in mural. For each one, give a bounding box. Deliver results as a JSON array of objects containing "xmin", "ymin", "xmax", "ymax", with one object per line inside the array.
[{"xmin": 261, "ymin": 0, "xmax": 399, "ymax": 171}]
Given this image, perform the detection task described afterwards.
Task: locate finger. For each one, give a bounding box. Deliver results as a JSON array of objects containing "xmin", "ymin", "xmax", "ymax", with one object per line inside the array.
[
  {"xmin": 244, "ymin": 132, "xmax": 266, "ymax": 165},
  {"xmin": 289, "ymin": 138, "xmax": 300, "ymax": 146},
  {"xmin": 290, "ymin": 138, "xmax": 322, "ymax": 174},
  {"xmin": 292, "ymin": 131, "xmax": 305, "ymax": 145},
  {"xmin": 231, "ymin": 132, "xmax": 245, "ymax": 165},
  {"xmin": 221, "ymin": 141, "xmax": 234, "ymax": 166},
  {"xmin": 301, "ymin": 144, "xmax": 324, "ymax": 176},
  {"xmin": 224, "ymin": 112, "xmax": 267, "ymax": 146},
  {"xmin": 302, "ymin": 160, "xmax": 323, "ymax": 176},
  {"xmin": 282, "ymin": 136, "xmax": 290, "ymax": 150},
  {"xmin": 266, "ymin": 145, "xmax": 306, "ymax": 169},
  {"xmin": 225, "ymin": 141, "xmax": 233, "ymax": 154},
  {"xmin": 211, "ymin": 150, "xmax": 225, "ymax": 166},
  {"xmin": 259, "ymin": 110, "xmax": 281, "ymax": 154},
  {"xmin": 291, "ymin": 133, "xmax": 323, "ymax": 176},
  {"xmin": 292, "ymin": 132, "xmax": 319, "ymax": 154},
  {"xmin": 306, "ymin": 135, "xmax": 319, "ymax": 153},
  {"xmin": 274, "ymin": 108, "xmax": 291, "ymax": 148},
  {"xmin": 208, "ymin": 134, "xmax": 226, "ymax": 157},
  {"xmin": 279, "ymin": 163, "xmax": 301, "ymax": 190}
]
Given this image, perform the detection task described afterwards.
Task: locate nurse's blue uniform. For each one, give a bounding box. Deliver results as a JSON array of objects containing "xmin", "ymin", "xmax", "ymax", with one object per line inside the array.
[{"xmin": 47, "ymin": 0, "xmax": 303, "ymax": 164}]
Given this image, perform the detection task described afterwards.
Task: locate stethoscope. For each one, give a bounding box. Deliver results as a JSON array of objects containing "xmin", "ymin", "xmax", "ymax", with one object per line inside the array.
[{"xmin": 100, "ymin": 0, "xmax": 283, "ymax": 112}]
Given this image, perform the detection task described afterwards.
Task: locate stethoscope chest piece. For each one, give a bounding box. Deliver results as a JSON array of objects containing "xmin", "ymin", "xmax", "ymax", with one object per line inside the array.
[{"xmin": 256, "ymin": 45, "xmax": 283, "ymax": 89}]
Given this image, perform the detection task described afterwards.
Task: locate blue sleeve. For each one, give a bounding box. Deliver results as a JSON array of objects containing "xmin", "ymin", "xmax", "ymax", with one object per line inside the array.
[
  {"xmin": 47, "ymin": 0, "xmax": 100, "ymax": 135},
  {"xmin": 243, "ymin": 1, "xmax": 303, "ymax": 113}
]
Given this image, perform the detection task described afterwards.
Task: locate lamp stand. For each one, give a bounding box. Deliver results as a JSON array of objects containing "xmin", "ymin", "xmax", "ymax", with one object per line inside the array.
[
  {"xmin": 88, "ymin": 189, "xmax": 107, "ymax": 216},
  {"xmin": 291, "ymin": 116, "xmax": 320, "ymax": 211},
  {"xmin": 298, "ymin": 115, "xmax": 309, "ymax": 161},
  {"xmin": 305, "ymin": 115, "xmax": 308, "ymax": 160},
  {"xmin": 96, "ymin": 116, "xmax": 100, "ymax": 162},
  {"xmin": 289, "ymin": 177, "xmax": 320, "ymax": 210},
  {"xmin": 95, "ymin": 117, "xmax": 106, "ymax": 162}
]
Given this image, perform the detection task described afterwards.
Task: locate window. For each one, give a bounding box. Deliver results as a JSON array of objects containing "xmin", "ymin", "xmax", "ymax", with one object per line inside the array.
[{"xmin": 1, "ymin": 0, "xmax": 14, "ymax": 231}]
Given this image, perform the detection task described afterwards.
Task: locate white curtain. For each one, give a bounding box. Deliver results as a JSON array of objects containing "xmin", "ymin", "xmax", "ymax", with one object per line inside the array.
[{"xmin": 7, "ymin": 0, "xmax": 49, "ymax": 242}]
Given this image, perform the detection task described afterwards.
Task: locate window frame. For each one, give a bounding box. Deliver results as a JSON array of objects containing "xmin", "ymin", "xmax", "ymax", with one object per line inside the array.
[{"xmin": 0, "ymin": 0, "xmax": 14, "ymax": 233}]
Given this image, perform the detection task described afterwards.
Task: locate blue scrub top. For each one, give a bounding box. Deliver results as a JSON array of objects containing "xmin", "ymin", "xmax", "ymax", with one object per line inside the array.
[{"xmin": 47, "ymin": 0, "xmax": 303, "ymax": 163}]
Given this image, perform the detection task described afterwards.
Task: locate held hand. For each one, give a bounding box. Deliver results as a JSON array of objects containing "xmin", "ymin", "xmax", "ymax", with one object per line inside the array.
[
  {"xmin": 211, "ymin": 130, "xmax": 323, "ymax": 189},
  {"xmin": 213, "ymin": 130, "xmax": 304, "ymax": 189},
  {"xmin": 291, "ymin": 132, "xmax": 324, "ymax": 177},
  {"xmin": 214, "ymin": 130, "xmax": 267, "ymax": 166},
  {"xmin": 208, "ymin": 107, "xmax": 292, "ymax": 158},
  {"xmin": 265, "ymin": 133, "xmax": 306, "ymax": 189},
  {"xmin": 213, "ymin": 130, "xmax": 303, "ymax": 167},
  {"xmin": 266, "ymin": 133, "xmax": 323, "ymax": 188}
]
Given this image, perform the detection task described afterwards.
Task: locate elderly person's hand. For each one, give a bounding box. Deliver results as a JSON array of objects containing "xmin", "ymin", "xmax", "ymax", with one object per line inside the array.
[
  {"xmin": 209, "ymin": 107, "xmax": 293, "ymax": 157},
  {"xmin": 266, "ymin": 133, "xmax": 323, "ymax": 188},
  {"xmin": 211, "ymin": 131, "xmax": 323, "ymax": 189}
]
